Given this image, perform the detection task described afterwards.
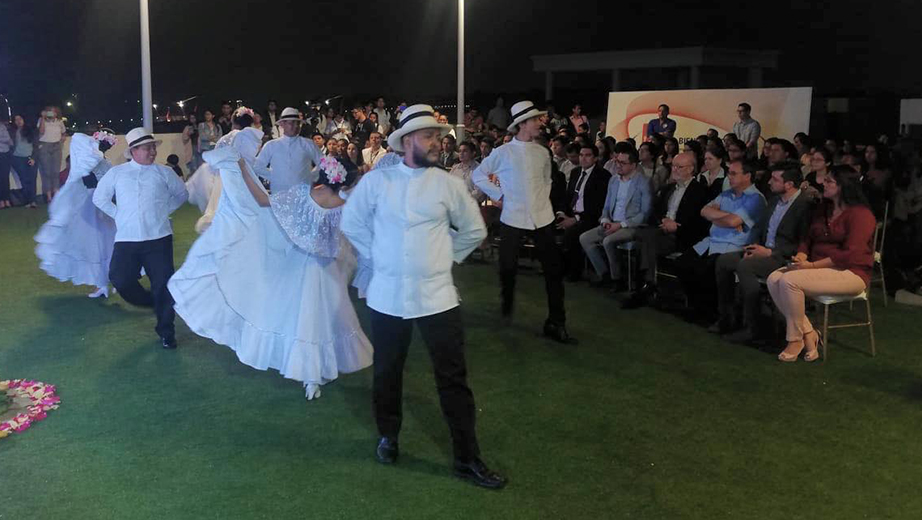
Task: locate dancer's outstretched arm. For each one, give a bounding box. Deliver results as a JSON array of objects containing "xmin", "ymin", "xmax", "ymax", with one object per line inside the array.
[{"xmin": 238, "ymin": 159, "xmax": 270, "ymax": 207}]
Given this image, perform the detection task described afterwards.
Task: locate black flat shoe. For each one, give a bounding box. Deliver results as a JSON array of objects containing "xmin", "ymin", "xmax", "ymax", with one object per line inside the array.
[
  {"xmin": 542, "ymin": 321, "xmax": 576, "ymax": 344},
  {"xmin": 453, "ymin": 458, "xmax": 507, "ymax": 489},
  {"xmin": 376, "ymin": 437, "xmax": 399, "ymax": 464},
  {"xmin": 161, "ymin": 337, "xmax": 178, "ymax": 349}
]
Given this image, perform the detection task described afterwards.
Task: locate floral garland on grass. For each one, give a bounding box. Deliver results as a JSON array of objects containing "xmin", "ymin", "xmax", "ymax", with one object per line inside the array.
[{"xmin": 0, "ymin": 380, "xmax": 61, "ymax": 439}]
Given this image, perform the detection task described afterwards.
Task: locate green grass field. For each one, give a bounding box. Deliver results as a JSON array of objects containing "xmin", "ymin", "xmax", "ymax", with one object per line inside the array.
[{"xmin": 2, "ymin": 205, "xmax": 921, "ymax": 519}]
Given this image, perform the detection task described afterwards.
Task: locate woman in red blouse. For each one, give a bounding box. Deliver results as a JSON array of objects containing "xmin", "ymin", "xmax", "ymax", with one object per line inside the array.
[{"xmin": 766, "ymin": 165, "xmax": 876, "ymax": 362}]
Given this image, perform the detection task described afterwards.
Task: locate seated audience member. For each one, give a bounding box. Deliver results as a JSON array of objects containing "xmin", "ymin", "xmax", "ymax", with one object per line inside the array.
[
  {"xmin": 676, "ymin": 159, "xmax": 767, "ymax": 322},
  {"xmin": 624, "ymin": 152, "xmax": 710, "ymax": 308},
  {"xmin": 595, "ymin": 121, "xmax": 607, "ymax": 143},
  {"xmin": 861, "ymin": 143, "xmax": 893, "ymax": 220},
  {"xmin": 716, "ymin": 161, "xmax": 812, "ymax": 341},
  {"xmin": 449, "ymin": 141, "xmax": 484, "ymax": 203},
  {"xmin": 439, "ymin": 134, "xmax": 460, "ymax": 169},
  {"xmin": 696, "ymin": 135, "xmax": 709, "ymax": 150},
  {"xmin": 555, "ymin": 144, "xmax": 611, "ymax": 281},
  {"xmin": 803, "ymin": 148, "xmax": 833, "ymax": 200},
  {"xmin": 726, "ymin": 138, "xmax": 746, "ymax": 163},
  {"xmin": 706, "ymin": 128, "xmax": 719, "ymax": 140},
  {"xmin": 767, "ymin": 166, "xmax": 876, "ymax": 362},
  {"xmin": 598, "ymin": 138, "xmax": 615, "ymax": 172},
  {"xmin": 578, "ymin": 122, "xmax": 590, "ymax": 136},
  {"xmin": 722, "ymin": 132, "xmax": 739, "ymax": 151},
  {"xmin": 683, "ymin": 140, "xmax": 705, "ymax": 172},
  {"xmin": 768, "ymin": 138, "xmax": 798, "ymax": 168},
  {"xmin": 638, "ymin": 142, "xmax": 670, "ymax": 194},
  {"xmin": 559, "ymin": 142, "xmax": 581, "ymax": 182},
  {"xmin": 579, "ymin": 146, "xmax": 652, "ymax": 291},
  {"xmin": 550, "ymin": 136, "xmax": 569, "ymax": 169},
  {"xmin": 699, "ymin": 146, "xmax": 731, "ymax": 199},
  {"xmin": 479, "ymin": 136, "xmax": 495, "ymax": 159},
  {"xmin": 662, "ymin": 137, "xmax": 679, "ymax": 169}
]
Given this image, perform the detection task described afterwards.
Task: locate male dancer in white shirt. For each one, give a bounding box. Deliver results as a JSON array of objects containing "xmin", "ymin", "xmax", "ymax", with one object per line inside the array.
[
  {"xmin": 472, "ymin": 101, "xmax": 572, "ymax": 343},
  {"xmin": 342, "ymin": 104, "xmax": 506, "ymax": 490},
  {"xmin": 253, "ymin": 107, "xmax": 323, "ymax": 192},
  {"xmin": 93, "ymin": 128, "xmax": 188, "ymax": 349}
]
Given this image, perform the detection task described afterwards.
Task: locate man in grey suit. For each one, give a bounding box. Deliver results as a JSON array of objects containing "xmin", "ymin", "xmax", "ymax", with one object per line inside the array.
[
  {"xmin": 715, "ymin": 161, "xmax": 812, "ymax": 343},
  {"xmin": 579, "ymin": 146, "xmax": 653, "ymax": 291}
]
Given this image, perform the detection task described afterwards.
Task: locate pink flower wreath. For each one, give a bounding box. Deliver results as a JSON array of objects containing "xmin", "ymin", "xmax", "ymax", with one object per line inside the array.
[{"xmin": 0, "ymin": 379, "xmax": 61, "ymax": 439}]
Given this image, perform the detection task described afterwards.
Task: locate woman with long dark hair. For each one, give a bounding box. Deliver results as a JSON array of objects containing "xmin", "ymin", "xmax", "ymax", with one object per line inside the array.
[
  {"xmin": 10, "ymin": 115, "xmax": 39, "ymax": 207},
  {"xmin": 803, "ymin": 148, "xmax": 833, "ymax": 200},
  {"xmin": 766, "ymin": 165, "xmax": 876, "ymax": 362},
  {"xmin": 861, "ymin": 143, "xmax": 893, "ymax": 219},
  {"xmin": 698, "ymin": 145, "xmax": 730, "ymax": 199}
]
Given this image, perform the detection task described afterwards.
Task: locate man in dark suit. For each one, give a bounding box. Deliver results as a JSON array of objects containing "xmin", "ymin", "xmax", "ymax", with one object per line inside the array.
[
  {"xmin": 624, "ymin": 152, "xmax": 710, "ymax": 308},
  {"xmin": 554, "ymin": 143, "xmax": 611, "ymax": 282},
  {"xmin": 716, "ymin": 161, "xmax": 812, "ymax": 343}
]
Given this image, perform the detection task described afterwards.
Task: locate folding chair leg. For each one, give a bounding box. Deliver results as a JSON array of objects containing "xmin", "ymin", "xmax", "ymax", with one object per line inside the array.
[
  {"xmin": 822, "ymin": 303, "xmax": 830, "ymax": 363},
  {"xmin": 866, "ymin": 298, "xmax": 876, "ymax": 357},
  {"xmin": 880, "ymin": 263, "xmax": 888, "ymax": 307}
]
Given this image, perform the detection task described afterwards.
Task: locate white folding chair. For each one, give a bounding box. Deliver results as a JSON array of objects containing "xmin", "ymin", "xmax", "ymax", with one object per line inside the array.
[{"xmin": 811, "ymin": 290, "xmax": 876, "ymax": 363}]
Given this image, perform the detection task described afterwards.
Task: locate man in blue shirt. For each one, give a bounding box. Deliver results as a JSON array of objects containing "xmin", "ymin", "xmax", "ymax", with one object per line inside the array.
[
  {"xmin": 645, "ymin": 104, "xmax": 677, "ymax": 141},
  {"xmin": 675, "ymin": 159, "xmax": 767, "ymax": 324}
]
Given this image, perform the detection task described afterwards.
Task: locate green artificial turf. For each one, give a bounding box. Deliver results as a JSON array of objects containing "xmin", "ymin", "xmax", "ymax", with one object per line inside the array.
[{"xmin": 1, "ymin": 205, "xmax": 921, "ymax": 519}]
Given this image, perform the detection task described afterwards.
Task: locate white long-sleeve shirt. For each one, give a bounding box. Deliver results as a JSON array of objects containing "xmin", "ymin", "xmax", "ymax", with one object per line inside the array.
[
  {"xmin": 341, "ymin": 162, "xmax": 487, "ymax": 319},
  {"xmin": 472, "ymin": 137, "xmax": 555, "ymax": 230},
  {"xmin": 92, "ymin": 160, "xmax": 188, "ymax": 243},
  {"xmin": 253, "ymin": 135, "xmax": 323, "ymax": 193}
]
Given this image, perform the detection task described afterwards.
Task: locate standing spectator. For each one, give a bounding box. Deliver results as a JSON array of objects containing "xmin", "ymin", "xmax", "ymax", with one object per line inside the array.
[
  {"xmin": 439, "ymin": 134, "xmax": 460, "ymax": 169},
  {"xmin": 468, "ymin": 108, "xmax": 485, "ymax": 135},
  {"xmin": 569, "ymin": 104, "xmax": 589, "ymax": 134},
  {"xmin": 343, "ymin": 141, "xmax": 364, "ymax": 179},
  {"xmin": 373, "ymin": 97, "xmax": 391, "ymax": 135},
  {"xmin": 645, "ymin": 104, "xmax": 677, "ymax": 141},
  {"xmin": 198, "ymin": 109, "xmax": 223, "ymax": 155},
  {"xmin": 328, "ymin": 112, "xmax": 352, "ymax": 141},
  {"xmin": 184, "ymin": 114, "xmax": 201, "ymax": 171},
  {"xmin": 311, "ymin": 131, "xmax": 325, "ymax": 152},
  {"xmin": 546, "ymin": 103, "xmax": 569, "ymax": 135},
  {"xmin": 368, "ymin": 112, "xmax": 385, "ymax": 136},
  {"xmin": 265, "ymin": 100, "xmax": 281, "ymax": 139},
  {"xmin": 732, "ymin": 103, "xmax": 762, "ymax": 158},
  {"xmin": 10, "ymin": 114, "xmax": 39, "ymax": 208},
  {"xmin": 0, "ymin": 113, "xmax": 12, "ymax": 208},
  {"xmin": 560, "ymin": 142, "xmax": 580, "ymax": 183},
  {"xmin": 438, "ymin": 114, "xmax": 457, "ymax": 138},
  {"xmin": 486, "ymin": 97, "xmax": 511, "ymax": 130},
  {"xmin": 351, "ymin": 106, "xmax": 376, "ymax": 149},
  {"xmin": 36, "ymin": 106, "xmax": 66, "ymax": 203},
  {"xmin": 362, "ymin": 132, "xmax": 387, "ymax": 170},
  {"xmin": 217, "ymin": 101, "xmax": 234, "ymax": 134}
]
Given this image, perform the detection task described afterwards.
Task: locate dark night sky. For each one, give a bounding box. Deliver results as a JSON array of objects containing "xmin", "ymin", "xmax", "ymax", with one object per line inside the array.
[{"xmin": 2, "ymin": 0, "xmax": 920, "ymax": 123}]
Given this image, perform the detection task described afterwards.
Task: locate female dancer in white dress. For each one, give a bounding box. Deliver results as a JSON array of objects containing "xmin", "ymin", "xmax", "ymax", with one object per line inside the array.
[
  {"xmin": 35, "ymin": 131, "xmax": 118, "ymax": 298},
  {"xmin": 168, "ymin": 143, "xmax": 373, "ymax": 400}
]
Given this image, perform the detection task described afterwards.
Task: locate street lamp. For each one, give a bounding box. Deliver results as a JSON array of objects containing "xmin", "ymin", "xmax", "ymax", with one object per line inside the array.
[
  {"xmin": 456, "ymin": 0, "xmax": 465, "ymax": 141},
  {"xmin": 140, "ymin": 0, "xmax": 153, "ymax": 131}
]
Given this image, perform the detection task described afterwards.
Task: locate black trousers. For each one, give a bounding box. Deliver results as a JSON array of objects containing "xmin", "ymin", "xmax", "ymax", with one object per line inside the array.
[
  {"xmin": 499, "ymin": 223, "xmax": 566, "ymax": 325},
  {"xmin": 370, "ymin": 307, "xmax": 479, "ymax": 461},
  {"xmin": 715, "ymin": 252, "xmax": 785, "ymax": 329},
  {"xmin": 109, "ymin": 235, "xmax": 176, "ymax": 340},
  {"xmin": 562, "ymin": 217, "xmax": 596, "ymax": 279},
  {"xmin": 636, "ymin": 227, "xmax": 678, "ymax": 283},
  {"xmin": 675, "ymin": 249, "xmax": 720, "ymax": 314}
]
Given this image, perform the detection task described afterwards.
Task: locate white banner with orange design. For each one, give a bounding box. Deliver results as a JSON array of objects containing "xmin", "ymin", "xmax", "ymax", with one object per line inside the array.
[{"xmin": 605, "ymin": 87, "xmax": 812, "ymax": 145}]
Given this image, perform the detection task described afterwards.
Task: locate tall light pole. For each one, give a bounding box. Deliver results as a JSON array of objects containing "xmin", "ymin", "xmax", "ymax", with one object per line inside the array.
[
  {"xmin": 455, "ymin": 0, "xmax": 465, "ymax": 141},
  {"xmin": 140, "ymin": 0, "xmax": 153, "ymax": 131}
]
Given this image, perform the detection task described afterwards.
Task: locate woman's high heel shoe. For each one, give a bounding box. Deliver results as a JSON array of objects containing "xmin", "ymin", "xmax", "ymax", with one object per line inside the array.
[
  {"xmin": 803, "ymin": 330, "xmax": 822, "ymax": 362},
  {"xmin": 778, "ymin": 340, "xmax": 805, "ymax": 362}
]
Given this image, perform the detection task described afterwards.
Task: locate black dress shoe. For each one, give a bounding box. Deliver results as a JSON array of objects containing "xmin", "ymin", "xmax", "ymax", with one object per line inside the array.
[
  {"xmin": 453, "ymin": 458, "xmax": 507, "ymax": 489},
  {"xmin": 161, "ymin": 337, "xmax": 178, "ymax": 349},
  {"xmin": 375, "ymin": 437, "xmax": 399, "ymax": 464},
  {"xmin": 622, "ymin": 283, "xmax": 655, "ymax": 309},
  {"xmin": 542, "ymin": 321, "xmax": 576, "ymax": 344}
]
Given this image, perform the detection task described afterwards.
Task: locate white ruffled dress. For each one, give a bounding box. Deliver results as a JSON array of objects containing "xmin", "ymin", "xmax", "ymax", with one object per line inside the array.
[
  {"xmin": 34, "ymin": 134, "xmax": 116, "ymax": 289},
  {"xmin": 168, "ymin": 146, "xmax": 373, "ymax": 391}
]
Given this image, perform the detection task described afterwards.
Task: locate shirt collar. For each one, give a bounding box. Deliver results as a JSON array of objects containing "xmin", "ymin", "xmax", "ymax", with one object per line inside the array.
[
  {"xmin": 675, "ymin": 177, "xmax": 693, "ymax": 189},
  {"xmin": 780, "ymin": 189, "xmax": 801, "ymax": 205}
]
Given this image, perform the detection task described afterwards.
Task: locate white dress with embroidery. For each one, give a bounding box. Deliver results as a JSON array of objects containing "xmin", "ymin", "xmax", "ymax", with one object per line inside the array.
[
  {"xmin": 169, "ymin": 146, "xmax": 373, "ymax": 394},
  {"xmin": 34, "ymin": 134, "xmax": 116, "ymax": 288}
]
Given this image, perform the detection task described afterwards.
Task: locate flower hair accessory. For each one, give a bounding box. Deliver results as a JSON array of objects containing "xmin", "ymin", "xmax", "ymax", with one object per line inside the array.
[
  {"xmin": 92, "ymin": 131, "xmax": 118, "ymax": 147},
  {"xmin": 234, "ymin": 106, "xmax": 255, "ymax": 119},
  {"xmin": 318, "ymin": 156, "xmax": 347, "ymax": 185}
]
